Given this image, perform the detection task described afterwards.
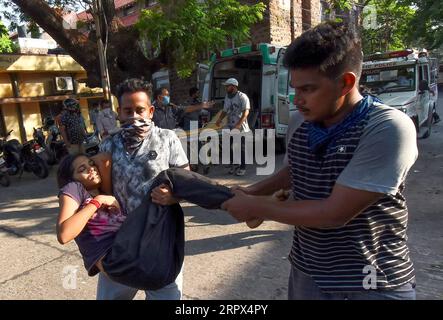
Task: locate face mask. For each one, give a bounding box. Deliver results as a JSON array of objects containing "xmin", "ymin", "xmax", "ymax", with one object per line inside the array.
[
  {"xmin": 121, "ymin": 117, "xmax": 153, "ymax": 154},
  {"xmin": 162, "ymin": 96, "xmax": 170, "ymax": 105}
]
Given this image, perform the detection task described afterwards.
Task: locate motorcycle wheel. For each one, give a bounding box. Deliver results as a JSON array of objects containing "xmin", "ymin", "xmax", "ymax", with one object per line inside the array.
[
  {"xmin": 0, "ymin": 174, "xmax": 10, "ymax": 187},
  {"xmin": 8, "ymin": 151, "xmax": 22, "ymax": 176},
  {"xmin": 30, "ymin": 155, "xmax": 49, "ymax": 179}
]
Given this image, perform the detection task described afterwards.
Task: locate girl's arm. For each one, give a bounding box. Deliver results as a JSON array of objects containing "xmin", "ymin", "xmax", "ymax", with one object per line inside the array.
[
  {"xmin": 56, "ymin": 195, "xmax": 98, "ymax": 244},
  {"xmin": 91, "ymin": 152, "xmax": 112, "ymax": 195},
  {"xmin": 57, "ymin": 194, "xmax": 119, "ymax": 244}
]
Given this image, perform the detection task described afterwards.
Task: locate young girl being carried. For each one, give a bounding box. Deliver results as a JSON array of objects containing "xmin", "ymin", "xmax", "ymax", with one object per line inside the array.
[{"xmin": 56, "ymin": 153, "xmax": 125, "ymax": 276}]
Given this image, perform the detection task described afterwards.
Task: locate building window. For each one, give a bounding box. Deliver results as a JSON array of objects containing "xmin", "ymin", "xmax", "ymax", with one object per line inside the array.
[
  {"xmin": 321, "ymin": 1, "xmax": 331, "ymax": 21},
  {"xmin": 124, "ymin": 5, "xmax": 136, "ymax": 16}
]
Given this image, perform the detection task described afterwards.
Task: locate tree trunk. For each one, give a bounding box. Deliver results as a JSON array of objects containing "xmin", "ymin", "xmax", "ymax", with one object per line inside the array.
[{"xmin": 11, "ymin": 0, "xmax": 96, "ymax": 68}]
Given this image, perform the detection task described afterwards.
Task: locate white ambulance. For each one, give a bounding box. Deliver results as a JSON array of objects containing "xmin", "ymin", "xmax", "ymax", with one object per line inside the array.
[
  {"xmin": 360, "ymin": 49, "xmax": 439, "ymax": 138},
  {"xmin": 201, "ymin": 43, "xmax": 294, "ymax": 150}
]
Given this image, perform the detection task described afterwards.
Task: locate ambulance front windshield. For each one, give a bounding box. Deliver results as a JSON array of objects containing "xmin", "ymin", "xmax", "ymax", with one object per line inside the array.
[{"xmin": 360, "ymin": 65, "xmax": 416, "ymax": 94}]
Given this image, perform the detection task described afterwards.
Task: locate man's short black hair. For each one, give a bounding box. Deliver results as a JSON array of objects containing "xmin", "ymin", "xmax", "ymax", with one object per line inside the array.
[
  {"xmin": 283, "ymin": 21, "xmax": 363, "ymax": 79},
  {"xmin": 154, "ymin": 87, "xmax": 168, "ymax": 100},
  {"xmin": 189, "ymin": 87, "xmax": 199, "ymax": 97},
  {"xmin": 100, "ymin": 99, "xmax": 110, "ymax": 106},
  {"xmin": 116, "ymin": 78, "xmax": 153, "ymax": 103}
]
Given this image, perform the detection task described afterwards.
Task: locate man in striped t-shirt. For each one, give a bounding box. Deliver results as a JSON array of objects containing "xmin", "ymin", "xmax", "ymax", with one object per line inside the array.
[{"xmin": 222, "ymin": 21, "xmax": 418, "ymax": 300}]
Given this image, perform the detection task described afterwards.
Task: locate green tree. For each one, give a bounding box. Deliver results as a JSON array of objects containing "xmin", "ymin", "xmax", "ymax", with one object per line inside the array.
[
  {"xmin": 1, "ymin": 0, "xmax": 265, "ymax": 90},
  {"xmin": 361, "ymin": 0, "xmax": 414, "ymax": 53},
  {"xmin": 0, "ymin": 20, "xmax": 14, "ymax": 53},
  {"xmin": 401, "ymin": 0, "xmax": 443, "ymax": 49},
  {"xmin": 324, "ymin": 1, "xmax": 415, "ymax": 54},
  {"xmin": 136, "ymin": 0, "xmax": 265, "ymax": 78}
]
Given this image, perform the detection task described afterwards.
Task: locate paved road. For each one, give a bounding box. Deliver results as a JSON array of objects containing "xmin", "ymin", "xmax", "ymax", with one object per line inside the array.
[
  {"xmin": 0, "ymin": 153, "xmax": 292, "ymax": 300},
  {"xmin": 0, "ymin": 95, "xmax": 442, "ymax": 299}
]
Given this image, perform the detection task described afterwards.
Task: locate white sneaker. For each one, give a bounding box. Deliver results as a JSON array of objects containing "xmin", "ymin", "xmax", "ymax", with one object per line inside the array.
[{"xmin": 235, "ymin": 168, "xmax": 246, "ymax": 176}]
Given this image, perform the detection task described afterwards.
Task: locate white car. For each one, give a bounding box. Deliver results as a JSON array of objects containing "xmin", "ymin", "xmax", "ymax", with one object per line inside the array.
[{"xmin": 360, "ymin": 49, "xmax": 439, "ymax": 139}]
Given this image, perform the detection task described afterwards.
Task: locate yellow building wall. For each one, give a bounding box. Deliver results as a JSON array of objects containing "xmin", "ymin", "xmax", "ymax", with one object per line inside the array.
[
  {"xmin": 77, "ymin": 82, "xmax": 103, "ymax": 95},
  {"xmin": 0, "ymin": 54, "xmax": 85, "ymax": 73},
  {"xmin": 21, "ymin": 102, "xmax": 43, "ymax": 141},
  {"xmin": 18, "ymin": 73, "xmax": 54, "ymax": 97},
  {"xmin": 111, "ymin": 95, "xmax": 119, "ymax": 113},
  {"xmin": 77, "ymin": 82, "xmax": 88, "ymax": 94},
  {"xmin": 0, "ymin": 74, "xmax": 13, "ymax": 98},
  {"xmin": 1, "ymin": 103, "xmax": 22, "ymax": 141}
]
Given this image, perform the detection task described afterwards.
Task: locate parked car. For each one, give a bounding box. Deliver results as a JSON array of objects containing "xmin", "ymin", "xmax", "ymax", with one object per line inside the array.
[{"xmin": 360, "ymin": 49, "xmax": 439, "ymax": 139}]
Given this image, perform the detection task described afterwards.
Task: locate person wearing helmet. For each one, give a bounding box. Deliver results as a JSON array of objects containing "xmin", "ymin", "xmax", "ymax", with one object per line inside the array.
[{"xmin": 60, "ymin": 98, "xmax": 87, "ymax": 155}]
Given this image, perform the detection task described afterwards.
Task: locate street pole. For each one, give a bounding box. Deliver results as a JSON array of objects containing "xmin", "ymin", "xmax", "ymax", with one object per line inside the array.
[{"xmin": 92, "ymin": 0, "xmax": 113, "ymax": 109}]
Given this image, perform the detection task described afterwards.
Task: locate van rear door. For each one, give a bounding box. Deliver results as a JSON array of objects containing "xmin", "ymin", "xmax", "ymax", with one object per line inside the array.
[{"xmin": 274, "ymin": 48, "xmax": 290, "ymax": 138}]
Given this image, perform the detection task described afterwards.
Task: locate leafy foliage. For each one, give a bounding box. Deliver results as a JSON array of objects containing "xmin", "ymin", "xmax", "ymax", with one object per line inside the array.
[
  {"xmin": 326, "ymin": 0, "xmax": 443, "ymax": 52},
  {"xmin": 360, "ymin": 0, "xmax": 414, "ymax": 53},
  {"xmin": 136, "ymin": 0, "xmax": 265, "ymax": 78},
  {"xmin": 401, "ymin": 0, "xmax": 443, "ymax": 49},
  {"xmin": 0, "ymin": 20, "xmax": 14, "ymax": 53},
  {"xmin": 0, "ymin": 0, "xmax": 85, "ymax": 31},
  {"xmin": 2, "ymin": 0, "xmax": 265, "ymax": 80}
]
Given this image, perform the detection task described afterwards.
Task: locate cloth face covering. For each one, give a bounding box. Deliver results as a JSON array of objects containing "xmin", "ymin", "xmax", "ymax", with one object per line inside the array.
[{"xmin": 121, "ymin": 117, "xmax": 153, "ymax": 155}]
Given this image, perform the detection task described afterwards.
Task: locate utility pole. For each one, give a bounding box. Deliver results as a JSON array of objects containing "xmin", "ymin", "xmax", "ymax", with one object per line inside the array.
[{"xmin": 92, "ymin": 0, "xmax": 113, "ymax": 109}]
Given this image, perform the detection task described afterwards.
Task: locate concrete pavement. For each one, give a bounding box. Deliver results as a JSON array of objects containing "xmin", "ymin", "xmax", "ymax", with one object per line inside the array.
[{"xmin": 1, "ymin": 101, "xmax": 443, "ymax": 299}]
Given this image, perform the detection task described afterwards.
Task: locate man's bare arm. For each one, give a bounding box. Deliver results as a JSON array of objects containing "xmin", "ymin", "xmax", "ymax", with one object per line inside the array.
[
  {"xmin": 59, "ymin": 125, "xmax": 70, "ymax": 146},
  {"xmin": 183, "ymin": 101, "xmax": 215, "ymax": 114},
  {"xmin": 239, "ymin": 166, "xmax": 291, "ymax": 196},
  {"xmin": 223, "ymin": 183, "xmax": 383, "ymax": 228},
  {"xmin": 215, "ymin": 111, "xmax": 227, "ymax": 126},
  {"xmin": 234, "ymin": 109, "xmax": 250, "ymax": 130}
]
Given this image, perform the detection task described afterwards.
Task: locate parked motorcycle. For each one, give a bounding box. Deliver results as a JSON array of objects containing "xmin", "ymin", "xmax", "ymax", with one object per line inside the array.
[
  {"xmin": 33, "ymin": 127, "xmax": 54, "ymax": 165},
  {"xmin": 0, "ymin": 153, "xmax": 10, "ymax": 187},
  {"xmin": 0, "ymin": 130, "xmax": 49, "ymax": 179},
  {"xmin": 41, "ymin": 117, "xmax": 68, "ymax": 164}
]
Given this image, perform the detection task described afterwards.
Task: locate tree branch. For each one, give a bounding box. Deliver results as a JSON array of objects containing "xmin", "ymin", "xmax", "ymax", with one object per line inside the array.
[{"xmin": 11, "ymin": 0, "xmax": 97, "ymax": 69}]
